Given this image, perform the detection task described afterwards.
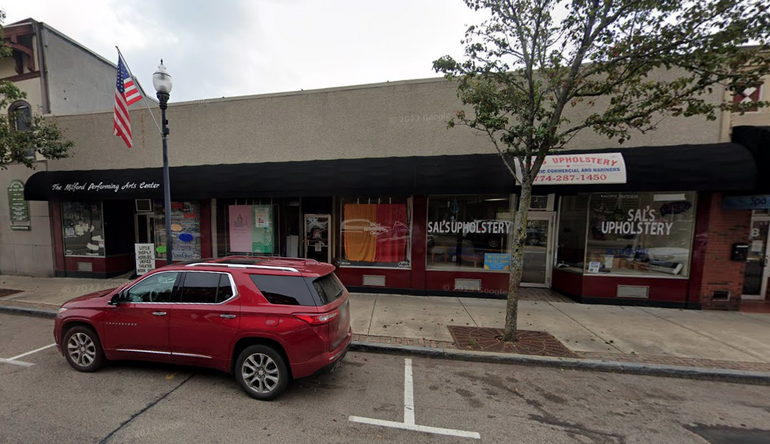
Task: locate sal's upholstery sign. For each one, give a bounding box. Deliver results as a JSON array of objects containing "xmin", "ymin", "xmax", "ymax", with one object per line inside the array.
[{"xmin": 515, "ymin": 153, "xmax": 626, "ymax": 185}]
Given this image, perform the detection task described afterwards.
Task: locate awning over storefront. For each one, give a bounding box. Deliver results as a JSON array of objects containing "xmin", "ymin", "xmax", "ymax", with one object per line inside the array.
[
  {"xmin": 24, "ymin": 142, "xmax": 758, "ymax": 201},
  {"xmin": 732, "ymin": 126, "xmax": 770, "ymax": 192}
]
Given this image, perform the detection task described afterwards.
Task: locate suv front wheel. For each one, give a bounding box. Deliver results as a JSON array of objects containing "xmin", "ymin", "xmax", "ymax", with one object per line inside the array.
[
  {"xmin": 63, "ymin": 325, "xmax": 105, "ymax": 372},
  {"xmin": 235, "ymin": 345, "xmax": 288, "ymax": 400}
]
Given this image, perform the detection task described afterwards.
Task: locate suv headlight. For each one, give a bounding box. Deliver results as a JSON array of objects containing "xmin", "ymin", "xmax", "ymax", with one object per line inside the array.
[{"xmin": 57, "ymin": 307, "xmax": 68, "ymax": 316}]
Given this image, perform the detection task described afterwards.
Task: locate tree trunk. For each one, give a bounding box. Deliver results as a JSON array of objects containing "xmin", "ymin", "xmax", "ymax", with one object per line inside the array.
[{"xmin": 502, "ymin": 181, "xmax": 533, "ymax": 343}]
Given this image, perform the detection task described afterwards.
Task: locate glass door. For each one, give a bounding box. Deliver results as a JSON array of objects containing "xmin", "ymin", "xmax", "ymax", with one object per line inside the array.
[
  {"xmin": 743, "ymin": 217, "xmax": 770, "ymax": 300},
  {"xmin": 134, "ymin": 214, "xmax": 155, "ymax": 244},
  {"xmin": 521, "ymin": 213, "xmax": 556, "ymax": 287},
  {"xmin": 305, "ymin": 214, "xmax": 331, "ymax": 263}
]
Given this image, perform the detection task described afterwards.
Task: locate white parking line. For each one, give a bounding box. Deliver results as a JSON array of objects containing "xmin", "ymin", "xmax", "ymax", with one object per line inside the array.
[
  {"xmin": 9, "ymin": 343, "xmax": 57, "ymax": 361},
  {"xmin": 349, "ymin": 417, "xmax": 482, "ymax": 439},
  {"xmin": 349, "ymin": 358, "xmax": 481, "ymax": 440},
  {"xmin": 404, "ymin": 358, "xmax": 415, "ymax": 425},
  {"xmin": 0, "ymin": 358, "xmax": 34, "ymax": 367}
]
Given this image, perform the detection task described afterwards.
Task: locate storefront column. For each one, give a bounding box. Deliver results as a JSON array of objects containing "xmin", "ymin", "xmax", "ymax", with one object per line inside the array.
[
  {"xmin": 686, "ymin": 192, "xmax": 711, "ymax": 308},
  {"xmin": 697, "ymin": 193, "xmax": 751, "ymax": 310},
  {"xmin": 50, "ymin": 201, "xmax": 66, "ymax": 275},
  {"xmin": 410, "ymin": 195, "xmax": 428, "ymax": 291},
  {"xmin": 200, "ymin": 199, "xmax": 213, "ymax": 258}
]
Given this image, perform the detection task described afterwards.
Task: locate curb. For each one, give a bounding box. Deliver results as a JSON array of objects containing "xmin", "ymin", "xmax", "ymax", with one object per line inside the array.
[
  {"xmin": 0, "ymin": 305, "xmax": 57, "ymax": 319},
  {"xmin": 350, "ymin": 341, "xmax": 770, "ymax": 386}
]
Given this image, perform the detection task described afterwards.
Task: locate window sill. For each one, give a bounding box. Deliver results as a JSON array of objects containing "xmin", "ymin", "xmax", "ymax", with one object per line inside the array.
[
  {"xmin": 338, "ymin": 264, "xmax": 411, "ymax": 271},
  {"xmin": 555, "ymin": 266, "xmax": 689, "ymax": 280}
]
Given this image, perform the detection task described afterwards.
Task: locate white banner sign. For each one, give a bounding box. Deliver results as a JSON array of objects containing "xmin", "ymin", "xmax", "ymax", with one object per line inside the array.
[
  {"xmin": 135, "ymin": 243, "xmax": 155, "ymax": 276},
  {"xmin": 515, "ymin": 153, "xmax": 627, "ymax": 185}
]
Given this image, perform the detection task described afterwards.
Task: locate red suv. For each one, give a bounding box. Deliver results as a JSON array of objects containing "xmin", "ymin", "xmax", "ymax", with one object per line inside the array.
[{"xmin": 54, "ymin": 257, "xmax": 351, "ymax": 400}]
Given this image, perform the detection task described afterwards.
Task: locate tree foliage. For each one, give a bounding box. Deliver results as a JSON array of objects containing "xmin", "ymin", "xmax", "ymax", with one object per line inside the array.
[
  {"xmin": 0, "ymin": 10, "xmax": 72, "ymax": 169},
  {"xmin": 433, "ymin": 0, "xmax": 770, "ymax": 341}
]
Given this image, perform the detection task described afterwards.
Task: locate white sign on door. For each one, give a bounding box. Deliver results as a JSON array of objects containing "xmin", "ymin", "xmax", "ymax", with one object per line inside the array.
[
  {"xmin": 515, "ymin": 153, "xmax": 627, "ymax": 185},
  {"xmin": 135, "ymin": 243, "xmax": 155, "ymax": 276}
]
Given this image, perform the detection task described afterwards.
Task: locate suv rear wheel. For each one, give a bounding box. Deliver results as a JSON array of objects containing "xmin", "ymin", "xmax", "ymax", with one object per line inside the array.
[
  {"xmin": 63, "ymin": 325, "xmax": 105, "ymax": 372},
  {"xmin": 235, "ymin": 345, "xmax": 288, "ymax": 400}
]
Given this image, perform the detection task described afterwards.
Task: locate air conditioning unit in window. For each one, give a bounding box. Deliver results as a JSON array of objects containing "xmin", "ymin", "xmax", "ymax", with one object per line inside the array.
[{"xmin": 135, "ymin": 199, "xmax": 153, "ymax": 213}]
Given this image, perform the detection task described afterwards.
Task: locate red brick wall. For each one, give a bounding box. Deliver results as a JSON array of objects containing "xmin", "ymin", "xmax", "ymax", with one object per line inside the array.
[{"xmin": 699, "ymin": 193, "xmax": 751, "ymax": 310}]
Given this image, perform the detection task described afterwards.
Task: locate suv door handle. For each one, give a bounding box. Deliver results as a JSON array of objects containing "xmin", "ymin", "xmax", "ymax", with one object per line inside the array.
[
  {"xmin": 220, "ymin": 314, "xmax": 237, "ymax": 319},
  {"xmin": 152, "ymin": 311, "xmax": 167, "ymax": 316}
]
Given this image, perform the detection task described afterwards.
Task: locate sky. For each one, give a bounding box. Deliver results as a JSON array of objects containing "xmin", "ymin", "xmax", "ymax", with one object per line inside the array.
[{"xmin": 4, "ymin": 0, "xmax": 487, "ymax": 103}]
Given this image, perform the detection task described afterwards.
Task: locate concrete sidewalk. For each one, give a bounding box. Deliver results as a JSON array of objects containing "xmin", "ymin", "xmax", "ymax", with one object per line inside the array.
[
  {"xmin": 2, "ymin": 275, "xmax": 770, "ymax": 375},
  {"xmin": 350, "ymin": 293, "xmax": 770, "ymax": 370}
]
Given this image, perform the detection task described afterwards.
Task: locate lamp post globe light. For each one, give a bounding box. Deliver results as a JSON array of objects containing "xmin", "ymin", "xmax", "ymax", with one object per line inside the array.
[{"xmin": 153, "ymin": 60, "xmax": 174, "ymax": 265}]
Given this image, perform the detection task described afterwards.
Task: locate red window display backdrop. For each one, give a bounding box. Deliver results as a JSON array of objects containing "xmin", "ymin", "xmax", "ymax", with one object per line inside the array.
[{"xmin": 340, "ymin": 198, "xmax": 410, "ymax": 268}]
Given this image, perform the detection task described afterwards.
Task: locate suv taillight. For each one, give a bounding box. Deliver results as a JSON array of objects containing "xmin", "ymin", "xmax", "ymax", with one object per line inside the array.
[{"xmin": 293, "ymin": 310, "xmax": 338, "ymax": 325}]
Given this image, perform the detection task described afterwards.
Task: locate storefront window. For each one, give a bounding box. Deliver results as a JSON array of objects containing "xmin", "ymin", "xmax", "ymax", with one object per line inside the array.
[
  {"xmin": 62, "ymin": 202, "xmax": 104, "ymax": 256},
  {"xmin": 227, "ymin": 203, "xmax": 277, "ymax": 254},
  {"xmin": 154, "ymin": 201, "xmax": 201, "ymax": 260},
  {"xmin": 339, "ymin": 197, "xmax": 411, "ymax": 268},
  {"xmin": 216, "ymin": 199, "xmax": 280, "ymax": 256},
  {"xmin": 586, "ymin": 192, "xmax": 697, "ymax": 277},
  {"xmin": 427, "ymin": 195, "xmax": 514, "ymax": 271}
]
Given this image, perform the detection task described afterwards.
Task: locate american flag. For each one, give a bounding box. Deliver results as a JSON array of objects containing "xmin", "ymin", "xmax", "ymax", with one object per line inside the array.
[{"xmin": 113, "ymin": 54, "xmax": 142, "ymax": 148}]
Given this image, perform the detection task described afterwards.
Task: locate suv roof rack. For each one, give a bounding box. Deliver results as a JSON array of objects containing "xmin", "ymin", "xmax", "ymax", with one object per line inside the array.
[{"xmin": 185, "ymin": 263, "xmax": 299, "ymax": 273}]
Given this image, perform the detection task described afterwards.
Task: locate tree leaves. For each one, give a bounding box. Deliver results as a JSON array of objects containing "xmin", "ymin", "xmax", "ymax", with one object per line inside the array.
[{"xmin": 433, "ymin": 0, "xmax": 770, "ymax": 184}]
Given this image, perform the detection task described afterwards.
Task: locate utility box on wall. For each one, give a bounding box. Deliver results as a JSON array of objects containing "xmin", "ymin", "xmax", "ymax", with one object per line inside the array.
[{"xmin": 731, "ymin": 243, "xmax": 749, "ymax": 261}]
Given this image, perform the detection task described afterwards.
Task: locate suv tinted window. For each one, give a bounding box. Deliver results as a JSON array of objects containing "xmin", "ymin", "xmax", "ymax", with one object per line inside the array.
[
  {"xmin": 125, "ymin": 272, "xmax": 179, "ymax": 303},
  {"xmin": 250, "ymin": 275, "xmax": 316, "ymax": 306},
  {"xmin": 182, "ymin": 273, "xmax": 226, "ymax": 304},
  {"xmin": 312, "ymin": 273, "xmax": 344, "ymax": 305},
  {"xmin": 217, "ymin": 274, "xmax": 234, "ymax": 302}
]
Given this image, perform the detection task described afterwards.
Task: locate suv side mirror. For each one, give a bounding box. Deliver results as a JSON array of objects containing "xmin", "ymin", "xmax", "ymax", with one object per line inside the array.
[{"xmin": 109, "ymin": 292, "xmax": 126, "ymax": 305}]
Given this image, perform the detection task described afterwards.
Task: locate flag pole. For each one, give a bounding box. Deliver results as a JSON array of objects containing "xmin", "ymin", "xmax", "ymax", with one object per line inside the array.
[{"xmin": 116, "ymin": 46, "xmax": 163, "ymax": 137}]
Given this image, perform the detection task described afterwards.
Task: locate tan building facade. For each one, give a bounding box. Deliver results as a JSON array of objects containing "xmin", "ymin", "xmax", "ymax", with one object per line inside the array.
[
  {"xmin": 19, "ymin": 70, "xmax": 768, "ymax": 310},
  {"xmin": 0, "ymin": 19, "xmax": 147, "ymax": 276}
]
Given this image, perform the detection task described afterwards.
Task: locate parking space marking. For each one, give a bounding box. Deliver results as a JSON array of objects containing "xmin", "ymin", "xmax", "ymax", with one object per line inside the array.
[
  {"xmin": 349, "ymin": 358, "xmax": 481, "ymax": 440},
  {"xmin": 8, "ymin": 343, "xmax": 57, "ymax": 361},
  {"xmin": 404, "ymin": 358, "xmax": 415, "ymax": 424},
  {"xmin": 0, "ymin": 358, "xmax": 34, "ymax": 367}
]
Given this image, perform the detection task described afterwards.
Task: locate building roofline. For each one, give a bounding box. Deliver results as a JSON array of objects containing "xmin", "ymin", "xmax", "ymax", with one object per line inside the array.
[
  {"xmin": 169, "ymin": 76, "xmax": 451, "ymax": 106},
  {"xmin": 46, "ymin": 75, "xmax": 451, "ymax": 119},
  {"xmin": 5, "ymin": 18, "xmax": 155, "ymax": 102}
]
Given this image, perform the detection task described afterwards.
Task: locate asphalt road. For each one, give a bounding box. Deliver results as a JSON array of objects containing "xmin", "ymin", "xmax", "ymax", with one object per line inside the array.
[{"xmin": 1, "ymin": 312, "xmax": 770, "ymax": 444}]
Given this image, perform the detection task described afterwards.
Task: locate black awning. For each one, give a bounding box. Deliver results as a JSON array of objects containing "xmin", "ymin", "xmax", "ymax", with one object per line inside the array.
[
  {"xmin": 24, "ymin": 142, "xmax": 758, "ymax": 201},
  {"xmin": 732, "ymin": 126, "xmax": 770, "ymax": 192}
]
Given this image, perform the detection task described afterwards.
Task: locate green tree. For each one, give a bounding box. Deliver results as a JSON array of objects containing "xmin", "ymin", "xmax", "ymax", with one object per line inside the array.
[
  {"xmin": 433, "ymin": 0, "xmax": 770, "ymax": 342},
  {"xmin": 0, "ymin": 11, "xmax": 72, "ymax": 169}
]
